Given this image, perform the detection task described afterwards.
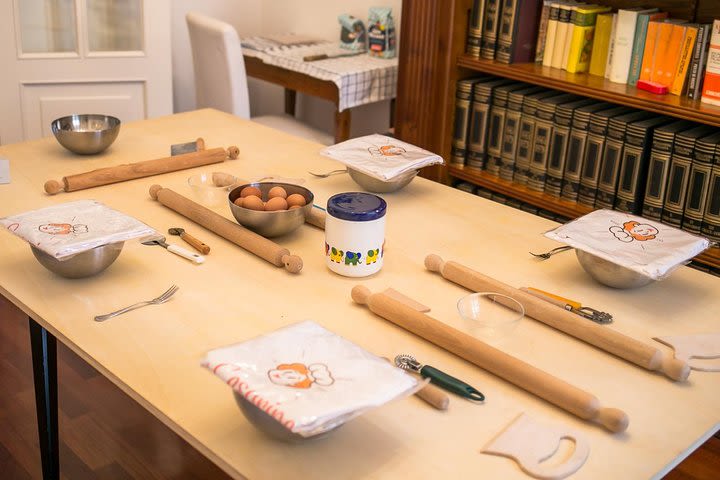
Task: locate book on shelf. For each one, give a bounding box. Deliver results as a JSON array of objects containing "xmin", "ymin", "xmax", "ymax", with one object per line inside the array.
[
  {"xmin": 481, "ymin": 0, "xmax": 503, "ymax": 59},
  {"xmin": 560, "ymin": 4, "xmax": 579, "ymax": 70},
  {"xmin": 486, "ymin": 82, "xmax": 527, "ymax": 176},
  {"xmin": 450, "ymin": 78, "xmax": 484, "ymax": 166},
  {"xmin": 652, "ymin": 22, "xmax": 687, "ymax": 87},
  {"xmin": 605, "ymin": 13, "xmax": 618, "ymax": 80},
  {"xmin": 684, "ymin": 131, "xmax": 720, "ymax": 233},
  {"xmin": 670, "ymin": 25, "xmax": 699, "ymax": 96},
  {"xmin": 662, "ymin": 125, "xmax": 716, "ymax": 227},
  {"xmin": 467, "ymin": 0, "xmax": 485, "ymax": 56},
  {"xmin": 560, "ymin": 102, "xmax": 612, "ymax": 202},
  {"xmin": 496, "ymin": 0, "xmax": 543, "ymax": 64},
  {"xmin": 455, "ymin": 181, "xmax": 478, "ymax": 194},
  {"xmin": 515, "ymin": 90, "xmax": 559, "ymax": 185},
  {"xmin": 550, "ymin": 3, "xmax": 573, "ymax": 69},
  {"xmin": 542, "ymin": 2, "xmax": 563, "ymax": 67},
  {"xmin": 688, "ymin": 24, "xmax": 712, "ymax": 100},
  {"xmin": 701, "ymin": 144, "xmax": 720, "ymax": 241},
  {"xmin": 466, "ymin": 78, "xmax": 514, "ymax": 169},
  {"xmin": 527, "ymin": 93, "xmax": 579, "ymax": 192},
  {"xmin": 595, "ymin": 111, "xmax": 655, "ymax": 210},
  {"xmin": 588, "ymin": 13, "xmax": 614, "ymax": 77},
  {"xmin": 608, "ymin": 8, "xmax": 659, "ymax": 85},
  {"xmin": 566, "ymin": 5, "xmax": 611, "ymax": 73},
  {"xmin": 545, "ymin": 98, "xmax": 596, "ymax": 197},
  {"xmin": 628, "ymin": 11, "xmax": 668, "ymax": 86},
  {"xmin": 578, "ymin": 106, "xmax": 633, "ymax": 206},
  {"xmin": 500, "ymin": 86, "xmax": 547, "ymax": 180},
  {"xmin": 701, "ymin": 20, "xmax": 720, "ymax": 106},
  {"xmin": 638, "ymin": 20, "xmax": 661, "ymax": 83},
  {"xmin": 535, "ymin": 0, "xmax": 554, "ymax": 62},
  {"xmin": 641, "ymin": 120, "xmax": 695, "ymax": 220},
  {"xmin": 615, "ymin": 116, "xmax": 673, "ymax": 215}
]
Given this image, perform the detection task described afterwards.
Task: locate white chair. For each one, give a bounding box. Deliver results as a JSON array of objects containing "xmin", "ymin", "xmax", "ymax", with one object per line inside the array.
[{"xmin": 186, "ymin": 12, "xmax": 333, "ymax": 145}]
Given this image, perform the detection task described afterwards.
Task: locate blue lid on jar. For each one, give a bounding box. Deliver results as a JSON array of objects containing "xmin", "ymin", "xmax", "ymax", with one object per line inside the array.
[{"xmin": 327, "ymin": 192, "xmax": 387, "ymax": 221}]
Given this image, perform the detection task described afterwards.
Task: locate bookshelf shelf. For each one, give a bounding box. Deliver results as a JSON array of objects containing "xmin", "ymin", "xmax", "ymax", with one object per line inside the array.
[{"xmin": 457, "ymin": 55, "xmax": 720, "ymax": 127}]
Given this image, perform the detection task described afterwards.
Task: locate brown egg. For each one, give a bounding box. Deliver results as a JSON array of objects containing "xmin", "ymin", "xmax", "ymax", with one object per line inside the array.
[
  {"xmin": 264, "ymin": 196, "xmax": 288, "ymax": 211},
  {"xmin": 286, "ymin": 193, "xmax": 306, "ymax": 208},
  {"xmin": 233, "ymin": 197, "xmax": 244, "ymax": 207},
  {"xmin": 242, "ymin": 195, "xmax": 265, "ymax": 211},
  {"xmin": 240, "ymin": 186, "xmax": 262, "ymax": 198},
  {"xmin": 289, "ymin": 205, "xmax": 302, "ymax": 210},
  {"xmin": 268, "ymin": 186, "xmax": 288, "ymax": 199}
]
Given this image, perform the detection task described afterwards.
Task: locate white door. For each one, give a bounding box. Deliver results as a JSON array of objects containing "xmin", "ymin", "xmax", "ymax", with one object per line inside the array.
[{"xmin": 0, "ymin": 0, "xmax": 172, "ymax": 144}]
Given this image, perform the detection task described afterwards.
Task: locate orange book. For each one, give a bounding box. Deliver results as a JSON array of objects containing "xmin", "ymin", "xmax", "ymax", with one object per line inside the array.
[
  {"xmin": 639, "ymin": 21, "xmax": 661, "ymax": 82},
  {"xmin": 652, "ymin": 24, "xmax": 686, "ymax": 87},
  {"xmin": 649, "ymin": 22, "xmax": 675, "ymax": 83},
  {"xmin": 701, "ymin": 20, "xmax": 720, "ymax": 106},
  {"xmin": 670, "ymin": 27, "xmax": 698, "ymax": 95}
]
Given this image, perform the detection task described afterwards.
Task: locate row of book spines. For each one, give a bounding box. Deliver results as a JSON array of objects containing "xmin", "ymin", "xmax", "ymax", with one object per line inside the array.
[
  {"xmin": 450, "ymin": 77, "xmax": 720, "ymax": 240},
  {"xmin": 453, "ymin": 180, "xmax": 720, "ymax": 278}
]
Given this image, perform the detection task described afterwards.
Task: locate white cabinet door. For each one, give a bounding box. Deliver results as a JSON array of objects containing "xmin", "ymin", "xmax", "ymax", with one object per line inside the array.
[{"xmin": 0, "ymin": 0, "xmax": 172, "ymax": 144}]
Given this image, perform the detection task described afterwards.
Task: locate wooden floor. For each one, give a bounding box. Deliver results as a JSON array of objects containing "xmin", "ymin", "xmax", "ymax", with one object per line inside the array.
[{"xmin": 0, "ymin": 294, "xmax": 718, "ymax": 479}]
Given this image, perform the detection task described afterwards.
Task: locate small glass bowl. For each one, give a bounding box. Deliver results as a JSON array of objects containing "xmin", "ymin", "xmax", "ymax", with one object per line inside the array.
[
  {"xmin": 457, "ymin": 292, "xmax": 525, "ymax": 340},
  {"xmin": 188, "ymin": 172, "xmax": 237, "ymax": 207}
]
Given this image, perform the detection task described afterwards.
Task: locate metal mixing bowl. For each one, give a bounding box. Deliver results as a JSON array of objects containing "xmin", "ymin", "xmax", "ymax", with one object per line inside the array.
[
  {"xmin": 233, "ymin": 391, "xmax": 336, "ymax": 442},
  {"xmin": 30, "ymin": 242, "xmax": 124, "ymax": 278},
  {"xmin": 575, "ymin": 249, "xmax": 654, "ymax": 289},
  {"xmin": 51, "ymin": 114, "xmax": 121, "ymax": 155},
  {"xmin": 228, "ymin": 182, "xmax": 314, "ymax": 237},
  {"xmin": 348, "ymin": 168, "xmax": 417, "ymax": 193}
]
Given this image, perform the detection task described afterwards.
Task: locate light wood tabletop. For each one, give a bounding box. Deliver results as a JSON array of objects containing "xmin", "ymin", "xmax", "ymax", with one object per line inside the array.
[{"xmin": 1, "ymin": 108, "xmax": 719, "ymax": 479}]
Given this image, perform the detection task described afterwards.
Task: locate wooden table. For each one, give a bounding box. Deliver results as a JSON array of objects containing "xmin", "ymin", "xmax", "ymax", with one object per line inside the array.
[{"xmin": 1, "ymin": 109, "xmax": 719, "ymax": 480}]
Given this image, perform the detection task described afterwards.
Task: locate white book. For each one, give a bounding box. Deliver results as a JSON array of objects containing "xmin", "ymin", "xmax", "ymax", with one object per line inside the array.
[
  {"xmin": 605, "ymin": 14, "xmax": 618, "ymax": 79},
  {"xmin": 609, "ymin": 8, "xmax": 658, "ymax": 84},
  {"xmin": 561, "ymin": 6, "xmax": 578, "ymax": 70},
  {"xmin": 542, "ymin": 2, "xmax": 562, "ymax": 67},
  {"xmin": 551, "ymin": 4, "xmax": 573, "ymax": 68}
]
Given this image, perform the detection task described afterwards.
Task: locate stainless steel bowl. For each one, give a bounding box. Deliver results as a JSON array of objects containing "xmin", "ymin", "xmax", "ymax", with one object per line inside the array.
[
  {"xmin": 575, "ymin": 249, "xmax": 654, "ymax": 289},
  {"xmin": 348, "ymin": 168, "xmax": 417, "ymax": 193},
  {"xmin": 31, "ymin": 242, "xmax": 124, "ymax": 278},
  {"xmin": 51, "ymin": 114, "xmax": 121, "ymax": 155},
  {"xmin": 233, "ymin": 391, "xmax": 335, "ymax": 442},
  {"xmin": 228, "ymin": 182, "xmax": 314, "ymax": 237}
]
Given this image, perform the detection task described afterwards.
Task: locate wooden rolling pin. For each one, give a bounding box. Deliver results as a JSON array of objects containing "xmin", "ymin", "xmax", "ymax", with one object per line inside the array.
[
  {"xmin": 352, "ymin": 286, "xmax": 629, "ymax": 432},
  {"xmin": 425, "ymin": 254, "xmax": 690, "ymax": 382},
  {"xmin": 149, "ymin": 185, "xmax": 302, "ymax": 273},
  {"xmin": 45, "ymin": 145, "xmax": 240, "ymax": 195}
]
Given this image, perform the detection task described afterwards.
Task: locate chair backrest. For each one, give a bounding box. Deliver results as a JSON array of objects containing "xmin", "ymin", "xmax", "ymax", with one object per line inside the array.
[{"xmin": 186, "ymin": 12, "xmax": 251, "ymax": 118}]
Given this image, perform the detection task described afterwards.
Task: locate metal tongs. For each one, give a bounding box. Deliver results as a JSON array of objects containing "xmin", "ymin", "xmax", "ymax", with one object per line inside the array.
[{"xmin": 521, "ymin": 287, "xmax": 613, "ymax": 324}]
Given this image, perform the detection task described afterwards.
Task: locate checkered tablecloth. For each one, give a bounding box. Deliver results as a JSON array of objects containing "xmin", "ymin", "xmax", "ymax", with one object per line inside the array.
[{"xmin": 242, "ymin": 39, "xmax": 398, "ymax": 112}]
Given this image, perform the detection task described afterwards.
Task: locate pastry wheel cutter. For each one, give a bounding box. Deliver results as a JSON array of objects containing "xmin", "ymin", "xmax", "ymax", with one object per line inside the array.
[{"xmin": 395, "ymin": 354, "xmax": 484, "ymax": 401}]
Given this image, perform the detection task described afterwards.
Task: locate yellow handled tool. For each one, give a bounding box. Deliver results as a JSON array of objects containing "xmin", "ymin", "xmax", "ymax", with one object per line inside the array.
[{"xmin": 520, "ymin": 287, "xmax": 613, "ymax": 324}]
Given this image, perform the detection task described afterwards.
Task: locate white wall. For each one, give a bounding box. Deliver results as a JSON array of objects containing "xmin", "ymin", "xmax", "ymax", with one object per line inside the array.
[{"xmin": 171, "ymin": 0, "xmax": 402, "ymax": 138}]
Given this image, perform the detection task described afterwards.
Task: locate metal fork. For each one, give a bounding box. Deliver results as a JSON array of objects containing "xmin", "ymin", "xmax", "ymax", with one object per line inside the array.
[
  {"xmin": 94, "ymin": 285, "xmax": 179, "ymax": 322},
  {"xmin": 308, "ymin": 168, "xmax": 348, "ymax": 178},
  {"xmin": 529, "ymin": 245, "xmax": 573, "ymax": 260}
]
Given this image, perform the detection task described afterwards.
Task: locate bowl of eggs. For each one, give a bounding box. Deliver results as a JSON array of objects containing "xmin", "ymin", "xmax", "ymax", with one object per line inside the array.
[{"xmin": 228, "ymin": 182, "xmax": 314, "ymax": 237}]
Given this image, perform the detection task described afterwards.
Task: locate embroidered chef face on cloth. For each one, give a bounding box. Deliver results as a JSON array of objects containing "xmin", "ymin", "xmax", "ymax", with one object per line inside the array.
[{"xmin": 268, "ymin": 363, "xmax": 334, "ymax": 389}]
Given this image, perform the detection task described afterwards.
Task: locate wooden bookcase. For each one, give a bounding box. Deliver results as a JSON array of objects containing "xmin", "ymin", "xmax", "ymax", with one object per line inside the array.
[{"xmin": 395, "ymin": 0, "xmax": 720, "ymax": 269}]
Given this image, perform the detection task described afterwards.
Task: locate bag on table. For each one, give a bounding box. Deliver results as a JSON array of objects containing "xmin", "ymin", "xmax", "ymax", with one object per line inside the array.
[{"xmin": 367, "ymin": 7, "xmax": 396, "ymax": 58}]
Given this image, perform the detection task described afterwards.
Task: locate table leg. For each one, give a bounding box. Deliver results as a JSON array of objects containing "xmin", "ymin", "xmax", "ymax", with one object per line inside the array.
[
  {"xmin": 284, "ymin": 89, "xmax": 297, "ymax": 117},
  {"xmin": 334, "ymin": 109, "xmax": 351, "ymax": 143},
  {"xmin": 29, "ymin": 317, "xmax": 59, "ymax": 480}
]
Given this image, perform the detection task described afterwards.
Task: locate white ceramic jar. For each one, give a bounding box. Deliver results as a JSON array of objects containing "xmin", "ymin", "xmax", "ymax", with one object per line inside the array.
[{"xmin": 325, "ymin": 192, "xmax": 387, "ymax": 277}]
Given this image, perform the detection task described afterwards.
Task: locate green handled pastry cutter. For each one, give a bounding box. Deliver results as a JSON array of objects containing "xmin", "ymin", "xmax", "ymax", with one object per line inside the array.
[{"xmin": 395, "ymin": 354, "xmax": 484, "ymax": 402}]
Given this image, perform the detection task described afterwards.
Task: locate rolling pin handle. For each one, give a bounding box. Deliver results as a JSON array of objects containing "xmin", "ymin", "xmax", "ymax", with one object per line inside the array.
[
  {"xmin": 281, "ymin": 254, "xmax": 303, "ymax": 274},
  {"xmin": 660, "ymin": 355, "xmax": 691, "ymax": 382},
  {"xmin": 597, "ymin": 407, "xmax": 629, "ymax": 433},
  {"xmin": 227, "ymin": 146, "xmax": 240, "ymax": 159},
  {"xmin": 44, "ymin": 179, "xmax": 64, "ymax": 195},
  {"xmin": 351, "ymin": 285, "xmax": 372, "ymax": 305},
  {"xmin": 196, "ymin": 138, "xmax": 205, "ymax": 151},
  {"xmin": 424, "ymin": 254, "xmax": 445, "ymax": 273},
  {"xmin": 149, "ymin": 184, "xmax": 162, "ymax": 200}
]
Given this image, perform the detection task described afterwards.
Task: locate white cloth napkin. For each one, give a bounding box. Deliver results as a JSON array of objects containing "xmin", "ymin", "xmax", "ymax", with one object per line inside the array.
[
  {"xmin": 203, "ymin": 320, "xmax": 418, "ymax": 437},
  {"xmin": 1, "ymin": 200, "xmax": 157, "ymax": 259},
  {"xmin": 320, "ymin": 134, "xmax": 443, "ymax": 181},
  {"xmin": 544, "ymin": 209, "xmax": 711, "ymax": 280}
]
